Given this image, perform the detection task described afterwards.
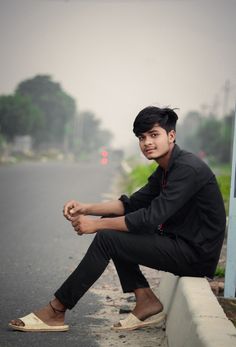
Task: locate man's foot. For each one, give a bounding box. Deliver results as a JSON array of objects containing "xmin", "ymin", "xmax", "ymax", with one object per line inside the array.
[
  {"xmin": 132, "ymin": 287, "xmax": 163, "ymax": 321},
  {"xmin": 113, "ymin": 287, "xmax": 163, "ymax": 329},
  {"xmin": 10, "ymin": 298, "xmax": 66, "ymax": 327}
]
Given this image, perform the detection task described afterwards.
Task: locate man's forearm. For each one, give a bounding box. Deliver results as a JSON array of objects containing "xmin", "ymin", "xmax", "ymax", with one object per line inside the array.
[
  {"xmin": 95, "ymin": 215, "xmax": 128, "ymax": 232},
  {"xmin": 84, "ymin": 200, "xmax": 125, "ymax": 217}
]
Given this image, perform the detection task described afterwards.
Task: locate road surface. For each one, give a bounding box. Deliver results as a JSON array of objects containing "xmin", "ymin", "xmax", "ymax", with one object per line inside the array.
[
  {"xmin": 0, "ymin": 160, "xmax": 167, "ymax": 347},
  {"xmin": 0, "ymin": 160, "xmax": 119, "ymax": 347}
]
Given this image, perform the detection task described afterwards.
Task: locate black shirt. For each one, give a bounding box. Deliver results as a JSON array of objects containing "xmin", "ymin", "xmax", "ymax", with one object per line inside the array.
[{"xmin": 119, "ymin": 144, "xmax": 226, "ymax": 277}]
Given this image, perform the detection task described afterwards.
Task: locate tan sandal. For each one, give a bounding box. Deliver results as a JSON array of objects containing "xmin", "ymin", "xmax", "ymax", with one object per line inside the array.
[
  {"xmin": 112, "ymin": 311, "xmax": 166, "ymax": 331},
  {"xmin": 9, "ymin": 313, "xmax": 69, "ymax": 332}
]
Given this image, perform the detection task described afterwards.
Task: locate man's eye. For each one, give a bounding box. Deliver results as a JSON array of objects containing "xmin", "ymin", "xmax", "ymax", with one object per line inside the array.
[
  {"xmin": 138, "ymin": 136, "xmax": 144, "ymax": 141},
  {"xmin": 151, "ymin": 133, "xmax": 158, "ymax": 137}
]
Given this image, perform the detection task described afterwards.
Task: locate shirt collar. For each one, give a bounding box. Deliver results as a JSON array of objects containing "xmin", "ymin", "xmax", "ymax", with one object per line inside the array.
[{"xmin": 166, "ymin": 144, "xmax": 181, "ymax": 172}]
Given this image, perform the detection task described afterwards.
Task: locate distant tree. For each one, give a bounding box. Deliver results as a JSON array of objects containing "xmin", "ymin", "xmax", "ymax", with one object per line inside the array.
[
  {"xmin": 16, "ymin": 75, "xmax": 76, "ymax": 146},
  {"xmin": 217, "ymin": 110, "xmax": 234, "ymax": 162},
  {"xmin": 195, "ymin": 117, "xmax": 222, "ymax": 159},
  {"xmin": 177, "ymin": 111, "xmax": 202, "ymax": 153},
  {"xmin": 74, "ymin": 111, "xmax": 113, "ymax": 154},
  {"xmin": 97, "ymin": 129, "xmax": 113, "ymax": 148},
  {"xmin": 178, "ymin": 109, "xmax": 234, "ymax": 164},
  {"xmin": 0, "ymin": 94, "xmax": 43, "ymax": 141},
  {"xmin": 0, "ymin": 133, "xmax": 6, "ymax": 155}
]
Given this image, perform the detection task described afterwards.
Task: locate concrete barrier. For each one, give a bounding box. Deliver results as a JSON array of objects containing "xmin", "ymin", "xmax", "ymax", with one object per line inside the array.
[
  {"xmin": 157, "ymin": 272, "xmax": 236, "ymax": 347},
  {"xmin": 156, "ymin": 271, "xmax": 179, "ymax": 315}
]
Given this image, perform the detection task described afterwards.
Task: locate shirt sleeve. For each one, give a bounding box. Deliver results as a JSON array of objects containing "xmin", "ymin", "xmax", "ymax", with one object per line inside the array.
[
  {"xmin": 124, "ymin": 164, "xmax": 198, "ymax": 234},
  {"xmin": 119, "ymin": 167, "xmax": 162, "ymax": 214}
]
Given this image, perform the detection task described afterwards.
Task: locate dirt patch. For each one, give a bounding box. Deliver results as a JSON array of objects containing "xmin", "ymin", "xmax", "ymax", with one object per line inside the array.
[
  {"xmin": 217, "ymin": 297, "xmax": 236, "ymax": 327},
  {"xmin": 208, "ymin": 278, "xmax": 236, "ymax": 328},
  {"xmin": 208, "ymin": 237, "xmax": 236, "ymax": 328}
]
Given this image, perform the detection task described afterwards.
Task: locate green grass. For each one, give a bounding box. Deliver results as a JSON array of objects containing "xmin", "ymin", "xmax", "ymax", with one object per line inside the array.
[
  {"xmin": 214, "ymin": 266, "xmax": 225, "ymax": 277},
  {"xmin": 125, "ymin": 162, "xmax": 157, "ymax": 195},
  {"xmin": 216, "ymin": 174, "xmax": 230, "ymax": 215}
]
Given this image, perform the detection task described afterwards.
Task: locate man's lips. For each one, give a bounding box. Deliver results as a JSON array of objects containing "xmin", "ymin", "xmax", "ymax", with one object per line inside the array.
[{"xmin": 145, "ymin": 148, "xmax": 156, "ymax": 154}]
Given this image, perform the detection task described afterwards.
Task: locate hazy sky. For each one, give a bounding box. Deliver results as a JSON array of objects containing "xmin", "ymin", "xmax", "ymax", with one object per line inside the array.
[{"xmin": 0, "ymin": 0, "xmax": 236, "ymax": 149}]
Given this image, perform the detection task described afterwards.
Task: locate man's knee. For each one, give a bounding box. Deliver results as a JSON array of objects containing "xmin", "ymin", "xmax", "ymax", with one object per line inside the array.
[
  {"xmin": 94, "ymin": 229, "xmax": 120, "ymax": 256},
  {"xmin": 95, "ymin": 229, "xmax": 117, "ymax": 243}
]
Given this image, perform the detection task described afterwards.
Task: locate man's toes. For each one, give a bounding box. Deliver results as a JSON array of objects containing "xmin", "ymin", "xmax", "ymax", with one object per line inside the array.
[
  {"xmin": 10, "ymin": 319, "xmax": 24, "ymax": 326},
  {"xmin": 113, "ymin": 322, "xmax": 121, "ymax": 328},
  {"xmin": 10, "ymin": 319, "xmax": 17, "ymax": 325}
]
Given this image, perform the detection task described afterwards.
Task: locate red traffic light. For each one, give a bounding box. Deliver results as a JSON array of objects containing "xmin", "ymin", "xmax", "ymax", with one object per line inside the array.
[{"xmin": 100, "ymin": 147, "xmax": 109, "ymax": 165}]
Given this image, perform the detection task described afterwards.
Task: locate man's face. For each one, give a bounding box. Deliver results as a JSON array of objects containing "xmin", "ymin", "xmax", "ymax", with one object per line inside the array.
[{"xmin": 138, "ymin": 124, "xmax": 176, "ymax": 161}]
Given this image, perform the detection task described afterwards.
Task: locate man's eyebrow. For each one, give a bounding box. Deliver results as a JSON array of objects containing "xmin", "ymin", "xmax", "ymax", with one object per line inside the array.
[
  {"xmin": 138, "ymin": 128, "xmax": 160, "ymax": 136},
  {"xmin": 148, "ymin": 128, "xmax": 160, "ymax": 133}
]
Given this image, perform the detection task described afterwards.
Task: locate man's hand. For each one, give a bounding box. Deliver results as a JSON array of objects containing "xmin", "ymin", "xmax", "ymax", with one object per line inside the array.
[
  {"xmin": 63, "ymin": 200, "xmax": 87, "ymax": 220},
  {"xmin": 71, "ymin": 215, "xmax": 97, "ymax": 235}
]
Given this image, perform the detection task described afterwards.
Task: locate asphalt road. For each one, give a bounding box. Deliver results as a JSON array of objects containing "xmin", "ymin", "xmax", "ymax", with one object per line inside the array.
[{"xmin": 0, "ymin": 160, "xmax": 120, "ymax": 347}]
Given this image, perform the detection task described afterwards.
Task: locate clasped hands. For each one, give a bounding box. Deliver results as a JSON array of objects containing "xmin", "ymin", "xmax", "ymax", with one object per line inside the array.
[{"xmin": 63, "ymin": 200, "xmax": 96, "ymax": 236}]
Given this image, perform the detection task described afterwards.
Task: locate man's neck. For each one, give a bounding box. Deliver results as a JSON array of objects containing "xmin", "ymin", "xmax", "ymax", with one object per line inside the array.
[{"xmin": 155, "ymin": 143, "xmax": 175, "ymax": 170}]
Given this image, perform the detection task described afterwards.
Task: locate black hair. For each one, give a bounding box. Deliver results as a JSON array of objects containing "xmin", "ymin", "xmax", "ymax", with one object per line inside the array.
[{"xmin": 133, "ymin": 106, "xmax": 178, "ymax": 137}]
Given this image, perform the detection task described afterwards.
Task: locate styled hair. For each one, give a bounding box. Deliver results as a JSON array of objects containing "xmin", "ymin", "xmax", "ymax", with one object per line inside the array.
[{"xmin": 133, "ymin": 106, "xmax": 178, "ymax": 137}]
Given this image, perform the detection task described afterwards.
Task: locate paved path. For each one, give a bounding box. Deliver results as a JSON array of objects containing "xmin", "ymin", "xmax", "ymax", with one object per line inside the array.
[
  {"xmin": 0, "ymin": 161, "xmax": 118, "ymax": 347},
  {"xmin": 0, "ymin": 160, "xmax": 167, "ymax": 347}
]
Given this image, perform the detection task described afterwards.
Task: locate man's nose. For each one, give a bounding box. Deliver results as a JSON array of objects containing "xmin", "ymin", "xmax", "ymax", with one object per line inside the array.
[{"xmin": 144, "ymin": 136, "xmax": 152, "ymax": 146}]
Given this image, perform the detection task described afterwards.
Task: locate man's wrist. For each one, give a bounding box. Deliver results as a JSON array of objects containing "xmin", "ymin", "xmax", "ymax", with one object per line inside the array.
[{"xmin": 81, "ymin": 203, "xmax": 90, "ymax": 215}]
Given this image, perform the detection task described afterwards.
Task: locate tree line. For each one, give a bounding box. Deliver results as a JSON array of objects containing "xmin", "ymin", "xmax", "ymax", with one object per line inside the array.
[
  {"xmin": 0, "ymin": 75, "xmax": 113, "ymax": 155},
  {"xmin": 177, "ymin": 109, "xmax": 234, "ymax": 164}
]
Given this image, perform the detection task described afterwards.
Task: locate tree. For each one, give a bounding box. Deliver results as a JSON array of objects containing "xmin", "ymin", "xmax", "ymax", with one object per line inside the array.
[
  {"xmin": 0, "ymin": 94, "xmax": 43, "ymax": 141},
  {"xmin": 177, "ymin": 109, "xmax": 234, "ymax": 164},
  {"xmin": 177, "ymin": 111, "xmax": 203, "ymax": 153},
  {"xmin": 74, "ymin": 111, "xmax": 113, "ymax": 155},
  {"xmin": 195, "ymin": 117, "xmax": 222, "ymax": 159},
  {"xmin": 16, "ymin": 75, "xmax": 76, "ymax": 146},
  {"xmin": 217, "ymin": 110, "xmax": 234, "ymax": 163}
]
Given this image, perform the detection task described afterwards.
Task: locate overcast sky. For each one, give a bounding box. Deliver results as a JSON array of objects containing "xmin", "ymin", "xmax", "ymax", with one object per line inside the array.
[{"xmin": 0, "ymin": 0, "xmax": 235, "ymax": 149}]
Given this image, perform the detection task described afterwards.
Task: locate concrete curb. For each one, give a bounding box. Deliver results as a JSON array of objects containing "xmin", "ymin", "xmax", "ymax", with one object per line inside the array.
[{"xmin": 157, "ymin": 272, "xmax": 236, "ymax": 347}]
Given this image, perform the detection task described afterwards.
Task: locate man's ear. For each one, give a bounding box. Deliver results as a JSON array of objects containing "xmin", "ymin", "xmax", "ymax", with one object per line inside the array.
[{"xmin": 169, "ymin": 130, "xmax": 176, "ymax": 143}]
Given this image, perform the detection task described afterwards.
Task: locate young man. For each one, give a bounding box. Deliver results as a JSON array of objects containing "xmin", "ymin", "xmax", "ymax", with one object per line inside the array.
[{"xmin": 10, "ymin": 106, "xmax": 226, "ymax": 332}]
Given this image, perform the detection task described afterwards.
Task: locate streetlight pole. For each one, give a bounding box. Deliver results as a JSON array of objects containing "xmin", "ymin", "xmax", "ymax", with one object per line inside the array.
[{"xmin": 224, "ymin": 104, "xmax": 236, "ymax": 298}]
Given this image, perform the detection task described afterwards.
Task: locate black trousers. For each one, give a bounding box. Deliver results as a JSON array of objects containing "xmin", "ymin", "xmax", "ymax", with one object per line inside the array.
[{"xmin": 55, "ymin": 230, "xmax": 201, "ymax": 309}]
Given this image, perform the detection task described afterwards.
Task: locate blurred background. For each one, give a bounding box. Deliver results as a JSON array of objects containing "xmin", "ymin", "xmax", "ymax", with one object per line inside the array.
[
  {"xmin": 0, "ymin": 2, "xmax": 236, "ymax": 339},
  {"xmin": 0, "ymin": 0, "xmax": 235, "ymax": 163}
]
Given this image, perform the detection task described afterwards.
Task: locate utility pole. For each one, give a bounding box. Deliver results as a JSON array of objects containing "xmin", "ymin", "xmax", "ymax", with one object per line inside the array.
[
  {"xmin": 224, "ymin": 104, "xmax": 236, "ymax": 298},
  {"xmin": 222, "ymin": 80, "xmax": 231, "ymax": 117}
]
